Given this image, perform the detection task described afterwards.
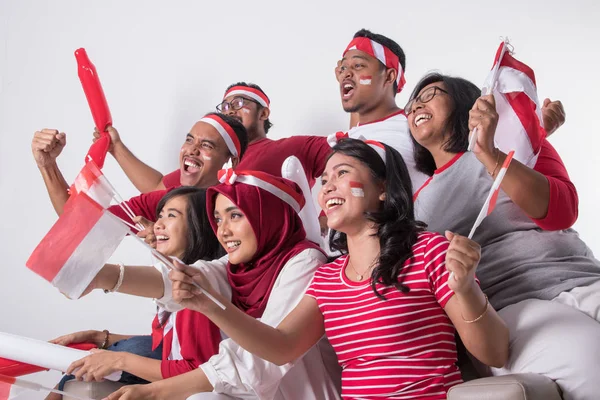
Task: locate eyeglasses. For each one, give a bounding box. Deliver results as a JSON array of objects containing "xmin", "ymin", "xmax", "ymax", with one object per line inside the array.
[
  {"xmin": 404, "ymin": 86, "xmax": 448, "ymax": 115},
  {"xmin": 216, "ymin": 97, "xmax": 260, "ymax": 113}
]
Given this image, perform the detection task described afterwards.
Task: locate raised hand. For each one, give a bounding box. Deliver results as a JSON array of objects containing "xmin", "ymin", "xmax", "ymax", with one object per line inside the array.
[
  {"xmin": 134, "ymin": 216, "xmax": 156, "ymax": 248},
  {"xmin": 469, "ymin": 94, "xmax": 498, "ymax": 159},
  {"xmin": 32, "ymin": 129, "xmax": 67, "ymax": 168},
  {"xmin": 93, "ymin": 126, "xmax": 122, "ymax": 154},
  {"xmin": 444, "ymin": 231, "xmax": 481, "ymax": 294},
  {"xmin": 542, "ymin": 98, "xmax": 566, "ymax": 137}
]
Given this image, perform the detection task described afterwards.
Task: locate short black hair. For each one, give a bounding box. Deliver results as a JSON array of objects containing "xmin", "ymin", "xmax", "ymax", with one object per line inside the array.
[
  {"xmin": 353, "ymin": 29, "xmax": 406, "ymax": 94},
  {"xmin": 225, "ymin": 82, "xmax": 273, "ymax": 134},
  {"xmin": 203, "ymin": 112, "xmax": 249, "ymax": 159},
  {"xmin": 408, "ymin": 73, "xmax": 481, "ymax": 175},
  {"xmin": 156, "ymin": 187, "xmax": 225, "ymax": 264},
  {"xmin": 328, "ymin": 139, "xmax": 426, "ymax": 299}
]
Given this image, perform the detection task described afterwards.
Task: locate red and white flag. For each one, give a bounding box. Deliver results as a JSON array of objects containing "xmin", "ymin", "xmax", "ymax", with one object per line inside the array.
[
  {"xmin": 26, "ymin": 192, "xmax": 128, "ymax": 299},
  {"xmin": 483, "ymin": 41, "xmax": 546, "ymax": 167},
  {"xmin": 0, "ymin": 373, "xmax": 90, "ymax": 400},
  {"xmin": 468, "ymin": 151, "xmax": 515, "ymax": 239},
  {"xmin": 66, "ymin": 160, "xmax": 115, "ymax": 210}
]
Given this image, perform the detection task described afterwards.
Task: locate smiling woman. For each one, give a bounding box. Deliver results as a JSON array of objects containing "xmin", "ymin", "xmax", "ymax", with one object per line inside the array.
[{"xmin": 45, "ymin": 187, "xmax": 225, "ymax": 400}]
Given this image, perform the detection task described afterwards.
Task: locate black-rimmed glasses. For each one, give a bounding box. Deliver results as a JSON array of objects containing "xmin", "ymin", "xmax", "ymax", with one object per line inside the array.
[
  {"xmin": 404, "ymin": 86, "xmax": 448, "ymax": 115},
  {"xmin": 216, "ymin": 97, "xmax": 260, "ymax": 113}
]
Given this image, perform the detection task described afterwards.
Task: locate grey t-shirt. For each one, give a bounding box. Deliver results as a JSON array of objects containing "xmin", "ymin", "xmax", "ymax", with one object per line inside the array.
[{"xmin": 414, "ymin": 152, "xmax": 600, "ymax": 310}]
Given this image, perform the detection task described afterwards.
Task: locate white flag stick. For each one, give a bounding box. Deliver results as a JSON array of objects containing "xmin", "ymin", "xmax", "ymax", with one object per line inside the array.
[
  {"xmin": 99, "ymin": 175, "xmax": 145, "ymax": 231},
  {"xmin": 468, "ymin": 39, "xmax": 510, "ymax": 152},
  {"xmin": 111, "ymin": 217, "xmax": 226, "ymax": 310}
]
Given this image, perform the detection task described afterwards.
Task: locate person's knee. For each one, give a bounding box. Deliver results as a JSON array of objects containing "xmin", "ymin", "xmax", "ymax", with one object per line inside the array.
[{"xmin": 497, "ymin": 299, "xmax": 600, "ymax": 399}]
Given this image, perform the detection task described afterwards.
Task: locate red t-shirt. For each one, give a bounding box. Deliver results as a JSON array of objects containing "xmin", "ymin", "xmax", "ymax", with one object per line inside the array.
[
  {"xmin": 108, "ymin": 188, "xmax": 173, "ymax": 226},
  {"xmin": 305, "ymin": 232, "xmax": 461, "ymax": 400},
  {"xmin": 163, "ymin": 136, "xmax": 331, "ymax": 189}
]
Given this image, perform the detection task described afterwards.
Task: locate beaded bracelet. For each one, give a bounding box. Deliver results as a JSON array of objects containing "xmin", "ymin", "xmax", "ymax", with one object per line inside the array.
[
  {"xmin": 99, "ymin": 329, "xmax": 110, "ymax": 349},
  {"xmin": 104, "ymin": 263, "xmax": 125, "ymax": 294},
  {"xmin": 461, "ymin": 295, "xmax": 490, "ymax": 324}
]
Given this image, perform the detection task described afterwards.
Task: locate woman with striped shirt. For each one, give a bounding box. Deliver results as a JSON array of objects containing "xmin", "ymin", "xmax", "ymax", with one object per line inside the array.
[{"xmin": 169, "ymin": 138, "xmax": 509, "ymax": 399}]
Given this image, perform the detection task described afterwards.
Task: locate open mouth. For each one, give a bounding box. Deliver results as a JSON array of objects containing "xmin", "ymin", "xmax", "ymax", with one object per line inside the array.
[
  {"xmin": 415, "ymin": 113, "xmax": 432, "ymax": 127},
  {"xmin": 183, "ymin": 157, "xmax": 202, "ymax": 173},
  {"xmin": 225, "ymin": 240, "xmax": 241, "ymax": 252},
  {"xmin": 156, "ymin": 235, "xmax": 169, "ymax": 244},
  {"xmin": 325, "ymin": 198, "xmax": 345, "ymax": 212},
  {"xmin": 342, "ymin": 81, "xmax": 355, "ymax": 98}
]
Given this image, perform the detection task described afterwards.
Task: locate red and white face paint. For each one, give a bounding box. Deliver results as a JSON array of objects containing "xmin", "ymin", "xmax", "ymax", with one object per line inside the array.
[
  {"xmin": 359, "ymin": 75, "xmax": 372, "ymax": 85},
  {"xmin": 350, "ymin": 181, "xmax": 365, "ymax": 197}
]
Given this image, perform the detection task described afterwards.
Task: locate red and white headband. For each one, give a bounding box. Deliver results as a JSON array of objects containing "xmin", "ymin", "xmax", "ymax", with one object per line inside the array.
[
  {"xmin": 343, "ymin": 37, "xmax": 406, "ymax": 93},
  {"xmin": 217, "ymin": 166, "xmax": 305, "ymax": 214},
  {"xmin": 199, "ymin": 114, "xmax": 241, "ymax": 158},
  {"xmin": 223, "ymin": 86, "xmax": 270, "ymax": 108},
  {"xmin": 327, "ymin": 131, "xmax": 387, "ymax": 165}
]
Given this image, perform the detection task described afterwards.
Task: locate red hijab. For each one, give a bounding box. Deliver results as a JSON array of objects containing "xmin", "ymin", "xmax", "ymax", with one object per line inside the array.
[{"xmin": 206, "ymin": 172, "xmax": 323, "ymax": 318}]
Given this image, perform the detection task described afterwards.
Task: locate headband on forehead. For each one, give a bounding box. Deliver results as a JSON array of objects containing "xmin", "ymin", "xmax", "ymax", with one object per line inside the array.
[
  {"xmin": 199, "ymin": 114, "xmax": 241, "ymax": 158},
  {"xmin": 217, "ymin": 166, "xmax": 305, "ymax": 213},
  {"xmin": 224, "ymin": 86, "xmax": 270, "ymax": 108},
  {"xmin": 327, "ymin": 131, "xmax": 387, "ymax": 165},
  {"xmin": 343, "ymin": 37, "xmax": 406, "ymax": 93}
]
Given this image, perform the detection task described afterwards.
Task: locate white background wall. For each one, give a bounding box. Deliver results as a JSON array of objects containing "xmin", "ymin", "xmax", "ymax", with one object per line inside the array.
[{"xmin": 1, "ymin": 0, "xmax": 599, "ymax": 396}]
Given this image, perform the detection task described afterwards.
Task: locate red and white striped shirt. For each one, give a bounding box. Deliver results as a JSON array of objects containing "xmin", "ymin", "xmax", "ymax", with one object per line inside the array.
[{"xmin": 305, "ymin": 232, "xmax": 461, "ymax": 399}]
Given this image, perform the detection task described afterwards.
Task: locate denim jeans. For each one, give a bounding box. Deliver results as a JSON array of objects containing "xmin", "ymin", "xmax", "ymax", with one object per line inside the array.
[{"xmin": 58, "ymin": 335, "xmax": 162, "ymax": 390}]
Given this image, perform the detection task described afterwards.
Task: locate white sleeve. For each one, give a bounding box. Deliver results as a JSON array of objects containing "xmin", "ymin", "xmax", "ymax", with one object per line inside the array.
[
  {"xmin": 154, "ymin": 255, "xmax": 232, "ymax": 312},
  {"xmin": 200, "ymin": 248, "xmax": 326, "ymax": 400}
]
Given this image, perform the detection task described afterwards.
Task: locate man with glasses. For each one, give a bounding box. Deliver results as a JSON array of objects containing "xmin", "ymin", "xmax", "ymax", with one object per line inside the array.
[{"xmin": 160, "ymin": 82, "xmax": 331, "ymax": 190}]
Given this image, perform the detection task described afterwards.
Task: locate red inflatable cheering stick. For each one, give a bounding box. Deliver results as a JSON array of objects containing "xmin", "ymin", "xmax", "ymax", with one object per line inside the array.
[{"xmin": 75, "ymin": 48, "xmax": 113, "ymax": 169}]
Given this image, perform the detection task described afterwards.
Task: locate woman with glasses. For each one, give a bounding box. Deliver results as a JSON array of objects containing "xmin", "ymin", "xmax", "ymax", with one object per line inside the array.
[{"xmin": 406, "ymin": 72, "xmax": 600, "ymax": 399}]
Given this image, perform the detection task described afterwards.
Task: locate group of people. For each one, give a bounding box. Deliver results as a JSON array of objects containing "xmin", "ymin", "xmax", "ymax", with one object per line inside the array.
[{"xmin": 29, "ymin": 28, "xmax": 600, "ymax": 400}]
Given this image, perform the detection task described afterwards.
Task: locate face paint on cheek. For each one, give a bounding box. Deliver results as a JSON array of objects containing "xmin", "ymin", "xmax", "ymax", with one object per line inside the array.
[
  {"xmin": 350, "ymin": 181, "xmax": 365, "ymax": 197},
  {"xmin": 241, "ymin": 107, "xmax": 251, "ymax": 114},
  {"xmin": 202, "ymin": 155, "xmax": 212, "ymax": 161},
  {"xmin": 359, "ymin": 75, "xmax": 372, "ymax": 85}
]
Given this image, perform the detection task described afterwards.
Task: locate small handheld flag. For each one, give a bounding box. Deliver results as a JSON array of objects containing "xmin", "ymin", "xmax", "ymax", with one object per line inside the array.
[
  {"xmin": 468, "ymin": 150, "xmax": 515, "ymax": 239},
  {"xmin": 0, "ymin": 373, "xmax": 92, "ymax": 400}
]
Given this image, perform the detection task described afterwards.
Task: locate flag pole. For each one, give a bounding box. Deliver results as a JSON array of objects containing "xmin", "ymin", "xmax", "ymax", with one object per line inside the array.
[
  {"xmin": 468, "ymin": 39, "xmax": 510, "ymax": 152},
  {"xmin": 107, "ymin": 214, "xmax": 227, "ymax": 310}
]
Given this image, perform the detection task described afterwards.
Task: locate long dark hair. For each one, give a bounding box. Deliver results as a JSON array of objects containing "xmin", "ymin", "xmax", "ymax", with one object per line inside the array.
[
  {"xmin": 156, "ymin": 187, "xmax": 225, "ymax": 264},
  {"xmin": 408, "ymin": 73, "xmax": 481, "ymax": 175},
  {"xmin": 328, "ymin": 139, "xmax": 426, "ymax": 299}
]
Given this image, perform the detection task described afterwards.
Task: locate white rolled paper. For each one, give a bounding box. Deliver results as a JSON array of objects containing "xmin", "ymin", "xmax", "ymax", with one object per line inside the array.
[{"xmin": 0, "ymin": 331, "xmax": 122, "ymax": 381}]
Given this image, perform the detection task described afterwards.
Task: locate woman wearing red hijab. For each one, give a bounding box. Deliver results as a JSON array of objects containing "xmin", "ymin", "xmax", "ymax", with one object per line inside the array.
[{"xmin": 105, "ymin": 171, "xmax": 341, "ymax": 400}]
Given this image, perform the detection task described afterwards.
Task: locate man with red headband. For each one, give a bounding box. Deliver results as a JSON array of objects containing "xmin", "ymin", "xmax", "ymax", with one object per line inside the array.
[{"xmin": 31, "ymin": 112, "xmax": 248, "ymax": 228}]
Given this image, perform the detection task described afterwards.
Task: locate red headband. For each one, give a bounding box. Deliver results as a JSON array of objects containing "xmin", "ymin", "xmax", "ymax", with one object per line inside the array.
[
  {"xmin": 343, "ymin": 37, "xmax": 406, "ymax": 93},
  {"xmin": 327, "ymin": 131, "xmax": 387, "ymax": 165},
  {"xmin": 199, "ymin": 114, "xmax": 241, "ymax": 157},
  {"xmin": 224, "ymin": 86, "xmax": 270, "ymax": 108},
  {"xmin": 217, "ymin": 169, "xmax": 305, "ymax": 213}
]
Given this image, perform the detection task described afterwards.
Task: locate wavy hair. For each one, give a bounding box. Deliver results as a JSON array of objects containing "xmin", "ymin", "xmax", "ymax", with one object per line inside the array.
[{"xmin": 328, "ymin": 139, "xmax": 426, "ymax": 299}]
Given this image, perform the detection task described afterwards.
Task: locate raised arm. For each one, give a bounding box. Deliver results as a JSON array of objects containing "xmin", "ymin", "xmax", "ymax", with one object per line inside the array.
[
  {"xmin": 442, "ymin": 232, "xmax": 509, "ymax": 368},
  {"xmin": 31, "ymin": 129, "xmax": 70, "ymax": 215},
  {"xmin": 97, "ymin": 127, "xmax": 166, "ymax": 193},
  {"xmin": 470, "ymin": 95, "xmax": 576, "ymax": 224}
]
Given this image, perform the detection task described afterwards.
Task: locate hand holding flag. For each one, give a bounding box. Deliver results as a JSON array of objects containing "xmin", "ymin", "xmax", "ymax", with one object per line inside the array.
[
  {"xmin": 469, "ymin": 39, "xmax": 546, "ymax": 168},
  {"xmin": 468, "ymin": 150, "xmax": 515, "ymax": 239}
]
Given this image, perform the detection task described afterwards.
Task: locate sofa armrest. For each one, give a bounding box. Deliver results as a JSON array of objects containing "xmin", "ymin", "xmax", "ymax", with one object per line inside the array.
[{"xmin": 447, "ymin": 373, "xmax": 562, "ymax": 400}]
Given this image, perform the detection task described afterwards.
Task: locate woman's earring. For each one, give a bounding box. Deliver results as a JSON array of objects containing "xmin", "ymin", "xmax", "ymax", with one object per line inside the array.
[{"xmin": 379, "ymin": 192, "xmax": 386, "ymax": 201}]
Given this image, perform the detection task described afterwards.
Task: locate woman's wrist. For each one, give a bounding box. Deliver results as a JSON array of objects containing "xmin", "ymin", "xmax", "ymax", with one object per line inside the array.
[
  {"xmin": 454, "ymin": 283, "xmax": 488, "ymax": 321},
  {"xmin": 97, "ymin": 264, "xmax": 120, "ymax": 291}
]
